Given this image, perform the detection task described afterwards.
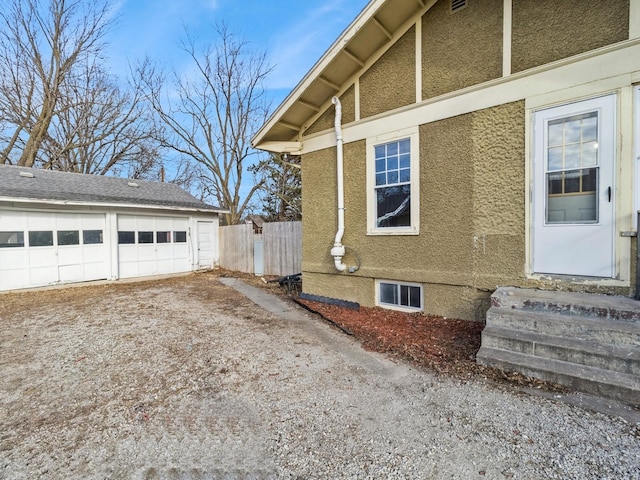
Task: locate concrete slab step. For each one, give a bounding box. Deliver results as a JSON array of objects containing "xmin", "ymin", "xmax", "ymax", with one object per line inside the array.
[
  {"xmin": 476, "ymin": 347, "xmax": 640, "ymax": 407},
  {"xmin": 481, "ymin": 325, "xmax": 640, "ymax": 376},
  {"xmin": 491, "ymin": 287, "xmax": 640, "ymax": 323},
  {"xmin": 486, "ymin": 307, "xmax": 640, "ymax": 346}
]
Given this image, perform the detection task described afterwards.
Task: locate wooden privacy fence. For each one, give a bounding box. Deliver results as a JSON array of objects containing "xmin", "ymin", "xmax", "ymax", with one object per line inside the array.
[{"xmin": 219, "ymin": 221, "xmax": 301, "ymax": 276}]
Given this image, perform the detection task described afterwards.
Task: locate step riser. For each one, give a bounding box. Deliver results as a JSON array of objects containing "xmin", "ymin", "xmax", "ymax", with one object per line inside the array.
[
  {"xmin": 477, "ymin": 351, "xmax": 639, "ymax": 406},
  {"xmin": 481, "ymin": 333, "xmax": 640, "ymax": 376},
  {"xmin": 486, "ymin": 311, "xmax": 640, "ymax": 346}
]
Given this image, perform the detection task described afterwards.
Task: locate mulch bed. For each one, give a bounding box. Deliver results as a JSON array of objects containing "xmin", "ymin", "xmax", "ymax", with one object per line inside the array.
[{"xmin": 294, "ymin": 298, "xmax": 569, "ymax": 393}]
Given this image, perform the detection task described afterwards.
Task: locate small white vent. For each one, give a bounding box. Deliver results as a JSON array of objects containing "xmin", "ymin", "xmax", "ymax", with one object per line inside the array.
[
  {"xmin": 127, "ymin": 182, "xmax": 139, "ymax": 188},
  {"xmin": 451, "ymin": 0, "xmax": 467, "ymax": 13},
  {"xmin": 19, "ymin": 171, "xmax": 34, "ymax": 178}
]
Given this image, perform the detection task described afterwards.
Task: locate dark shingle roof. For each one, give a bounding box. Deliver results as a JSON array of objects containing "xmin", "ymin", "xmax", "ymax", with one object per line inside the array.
[{"xmin": 0, "ymin": 164, "xmax": 224, "ymax": 212}]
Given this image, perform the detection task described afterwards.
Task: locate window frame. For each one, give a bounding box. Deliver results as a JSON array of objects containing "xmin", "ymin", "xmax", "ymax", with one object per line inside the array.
[
  {"xmin": 366, "ymin": 126, "xmax": 420, "ymax": 235},
  {"xmin": 375, "ymin": 279, "xmax": 423, "ymax": 312}
]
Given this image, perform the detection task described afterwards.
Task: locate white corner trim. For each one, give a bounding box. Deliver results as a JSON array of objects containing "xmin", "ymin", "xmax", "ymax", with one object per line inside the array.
[
  {"xmin": 503, "ymin": 0, "xmax": 512, "ymax": 76},
  {"xmin": 415, "ymin": 18, "xmax": 423, "ymax": 103},
  {"xmin": 631, "ymin": 0, "xmax": 640, "ymax": 39}
]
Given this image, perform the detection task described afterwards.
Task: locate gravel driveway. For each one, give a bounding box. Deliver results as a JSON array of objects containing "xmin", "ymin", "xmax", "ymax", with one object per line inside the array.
[{"xmin": 1, "ymin": 272, "xmax": 638, "ymax": 479}]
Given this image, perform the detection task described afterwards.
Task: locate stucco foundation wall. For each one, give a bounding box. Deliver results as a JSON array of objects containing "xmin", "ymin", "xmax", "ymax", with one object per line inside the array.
[
  {"xmin": 305, "ymin": 85, "xmax": 356, "ymax": 136},
  {"xmin": 360, "ymin": 26, "xmax": 416, "ymax": 119},
  {"xmin": 302, "ymin": 272, "xmax": 374, "ymax": 308},
  {"xmin": 511, "ymin": 0, "xmax": 629, "ymax": 73},
  {"xmin": 422, "ymin": 0, "xmax": 503, "ymax": 100}
]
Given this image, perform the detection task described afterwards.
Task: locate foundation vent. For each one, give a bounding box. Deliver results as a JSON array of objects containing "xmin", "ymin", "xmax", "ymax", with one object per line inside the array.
[{"xmin": 451, "ymin": 0, "xmax": 467, "ymax": 13}]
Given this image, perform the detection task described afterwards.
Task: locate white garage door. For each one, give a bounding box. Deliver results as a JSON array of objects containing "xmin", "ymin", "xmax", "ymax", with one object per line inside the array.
[
  {"xmin": 117, "ymin": 215, "xmax": 191, "ymax": 279},
  {"xmin": 0, "ymin": 210, "xmax": 108, "ymax": 291}
]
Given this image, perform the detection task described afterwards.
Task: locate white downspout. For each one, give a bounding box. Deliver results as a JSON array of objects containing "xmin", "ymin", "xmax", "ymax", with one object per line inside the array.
[{"xmin": 330, "ymin": 96, "xmax": 347, "ymax": 272}]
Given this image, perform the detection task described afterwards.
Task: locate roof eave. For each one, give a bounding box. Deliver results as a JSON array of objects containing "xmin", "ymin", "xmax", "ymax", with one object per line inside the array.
[
  {"xmin": 252, "ymin": 0, "xmax": 386, "ymax": 149},
  {"xmin": 0, "ymin": 196, "xmax": 229, "ymax": 215}
]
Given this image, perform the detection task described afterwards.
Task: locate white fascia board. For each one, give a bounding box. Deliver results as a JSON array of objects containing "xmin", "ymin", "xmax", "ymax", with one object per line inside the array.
[
  {"xmin": 298, "ymin": 38, "xmax": 640, "ymax": 154},
  {"xmin": 0, "ymin": 196, "xmax": 228, "ymax": 215},
  {"xmin": 252, "ymin": 0, "xmax": 386, "ymax": 146}
]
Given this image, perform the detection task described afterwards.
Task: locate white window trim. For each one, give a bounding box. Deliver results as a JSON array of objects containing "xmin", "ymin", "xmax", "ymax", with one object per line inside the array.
[
  {"xmin": 375, "ymin": 279, "xmax": 424, "ymax": 312},
  {"xmin": 635, "ymin": 85, "xmax": 640, "ymax": 229},
  {"xmin": 366, "ymin": 126, "xmax": 420, "ymax": 235}
]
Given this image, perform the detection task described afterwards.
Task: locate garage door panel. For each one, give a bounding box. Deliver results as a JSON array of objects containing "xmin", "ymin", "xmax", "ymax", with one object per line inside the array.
[
  {"xmin": 26, "ymin": 212, "xmax": 55, "ymax": 230},
  {"xmin": 59, "ymin": 264, "xmax": 83, "ymax": 282},
  {"xmin": 30, "ymin": 265, "xmax": 58, "ymax": 285},
  {"xmin": 55, "ymin": 213, "xmax": 81, "ymax": 230},
  {"xmin": 0, "ymin": 249, "xmax": 28, "ymax": 269},
  {"xmin": 0, "ymin": 210, "xmax": 27, "ymax": 229}
]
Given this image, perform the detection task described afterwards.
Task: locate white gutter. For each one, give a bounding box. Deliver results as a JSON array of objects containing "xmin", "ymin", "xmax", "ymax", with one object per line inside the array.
[{"xmin": 330, "ymin": 96, "xmax": 347, "ymax": 272}]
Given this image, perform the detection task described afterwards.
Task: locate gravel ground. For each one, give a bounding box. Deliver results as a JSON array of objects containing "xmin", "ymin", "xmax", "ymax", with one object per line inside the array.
[{"xmin": 1, "ymin": 272, "xmax": 638, "ymax": 479}]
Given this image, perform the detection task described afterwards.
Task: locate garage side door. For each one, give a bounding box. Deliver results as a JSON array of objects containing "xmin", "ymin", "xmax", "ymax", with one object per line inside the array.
[{"xmin": 117, "ymin": 215, "xmax": 190, "ymax": 279}]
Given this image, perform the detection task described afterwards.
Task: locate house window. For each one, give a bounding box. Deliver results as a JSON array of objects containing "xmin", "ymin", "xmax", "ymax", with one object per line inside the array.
[
  {"xmin": 0, "ymin": 231, "xmax": 24, "ymax": 248},
  {"xmin": 57, "ymin": 230, "xmax": 80, "ymax": 246},
  {"xmin": 367, "ymin": 127, "xmax": 419, "ymax": 235},
  {"xmin": 83, "ymin": 230, "xmax": 103, "ymax": 244},
  {"xmin": 174, "ymin": 231, "xmax": 187, "ymax": 243},
  {"xmin": 118, "ymin": 231, "xmax": 135, "ymax": 244},
  {"xmin": 29, "ymin": 231, "xmax": 53, "ymax": 247},
  {"xmin": 138, "ymin": 231, "xmax": 154, "ymax": 244},
  {"xmin": 376, "ymin": 280, "xmax": 423, "ymax": 311}
]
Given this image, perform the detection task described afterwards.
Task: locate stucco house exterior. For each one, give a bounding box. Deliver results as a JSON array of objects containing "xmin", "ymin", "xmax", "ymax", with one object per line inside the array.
[
  {"xmin": 253, "ymin": 0, "xmax": 640, "ymax": 322},
  {"xmin": 0, "ymin": 164, "xmax": 225, "ymax": 291}
]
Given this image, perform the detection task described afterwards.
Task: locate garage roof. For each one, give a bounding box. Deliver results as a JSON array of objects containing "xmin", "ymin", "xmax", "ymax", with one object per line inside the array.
[
  {"xmin": 0, "ymin": 164, "xmax": 225, "ymax": 213},
  {"xmin": 252, "ymin": 0, "xmax": 429, "ymax": 151}
]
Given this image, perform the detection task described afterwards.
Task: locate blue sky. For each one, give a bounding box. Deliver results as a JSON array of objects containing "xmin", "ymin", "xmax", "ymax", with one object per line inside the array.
[{"xmin": 107, "ymin": 0, "xmax": 370, "ymax": 107}]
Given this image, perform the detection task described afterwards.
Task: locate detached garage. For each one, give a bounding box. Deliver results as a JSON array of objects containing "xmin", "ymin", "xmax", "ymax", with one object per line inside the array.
[{"xmin": 0, "ymin": 164, "xmax": 225, "ymax": 291}]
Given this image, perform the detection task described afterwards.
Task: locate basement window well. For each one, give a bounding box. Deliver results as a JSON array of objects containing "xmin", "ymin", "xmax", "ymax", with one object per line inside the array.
[{"xmin": 376, "ymin": 279, "xmax": 423, "ymax": 312}]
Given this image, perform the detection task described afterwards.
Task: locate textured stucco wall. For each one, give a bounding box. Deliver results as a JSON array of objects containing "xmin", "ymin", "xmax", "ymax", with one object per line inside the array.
[
  {"xmin": 304, "ymin": 85, "xmax": 356, "ymax": 137},
  {"xmin": 303, "ymin": 104, "xmax": 524, "ymax": 320},
  {"xmin": 360, "ymin": 26, "xmax": 416, "ymax": 119},
  {"xmin": 471, "ymin": 102, "xmax": 526, "ymax": 290},
  {"xmin": 301, "ymin": 99, "xmax": 631, "ymax": 320},
  {"xmin": 512, "ymin": 0, "xmax": 629, "ymax": 73},
  {"xmin": 422, "ymin": 0, "xmax": 503, "ymax": 100}
]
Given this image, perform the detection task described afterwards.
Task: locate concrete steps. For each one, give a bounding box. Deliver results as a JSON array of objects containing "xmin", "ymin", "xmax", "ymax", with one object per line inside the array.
[{"xmin": 477, "ymin": 287, "xmax": 640, "ymax": 407}]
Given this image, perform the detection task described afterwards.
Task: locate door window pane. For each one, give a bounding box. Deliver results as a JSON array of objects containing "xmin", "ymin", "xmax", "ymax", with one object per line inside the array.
[
  {"xmin": 157, "ymin": 231, "xmax": 171, "ymax": 243},
  {"xmin": 118, "ymin": 231, "xmax": 135, "ymax": 244},
  {"xmin": 138, "ymin": 231, "xmax": 154, "ymax": 244},
  {"xmin": 57, "ymin": 230, "xmax": 79, "ymax": 246},
  {"xmin": 547, "ymin": 168, "xmax": 598, "ymax": 223},
  {"xmin": 0, "ymin": 231, "xmax": 24, "ymax": 248},
  {"xmin": 83, "ymin": 230, "xmax": 103, "ymax": 244},
  {"xmin": 546, "ymin": 110, "xmax": 599, "ymax": 225},
  {"xmin": 29, "ymin": 231, "xmax": 53, "ymax": 247},
  {"xmin": 174, "ymin": 231, "xmax": 187, "ymax": 243}
]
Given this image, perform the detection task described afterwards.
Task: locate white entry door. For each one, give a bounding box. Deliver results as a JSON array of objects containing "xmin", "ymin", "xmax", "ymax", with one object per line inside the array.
[
  {"xmin": 197, "ymin": 221, "xmax": 214, "ymax": 269},
  {"xmin": 532, "ymin": 94, "xmax": 616, "ymax": 278}
]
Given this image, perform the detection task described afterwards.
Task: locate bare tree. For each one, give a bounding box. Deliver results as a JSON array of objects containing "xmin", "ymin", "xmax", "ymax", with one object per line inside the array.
[
  {"xmin": 41, "ymin": 60, "xmax": 162, "ymax": 178},
  {"xmin": 144, "ymin": 24, "xmax": 273, "ymax": 225},
  {"xmin": 250, "ymin": 153, "xmax": 301, "ymax": 222},
  {"xmin": 0, "ymin": 0, "xmax": 113, "ymax": 167}
]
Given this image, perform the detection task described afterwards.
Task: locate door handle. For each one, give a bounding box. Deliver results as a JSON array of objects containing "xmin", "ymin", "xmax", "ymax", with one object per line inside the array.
[{"xmin": 607, "ymin": 186, "xmax": 611, "ymax": 202}]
